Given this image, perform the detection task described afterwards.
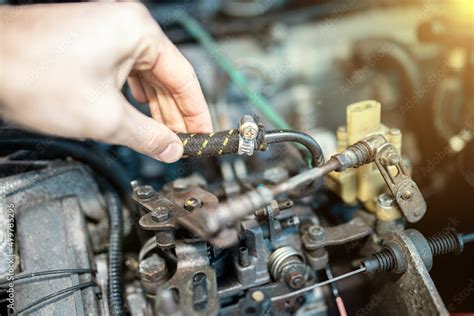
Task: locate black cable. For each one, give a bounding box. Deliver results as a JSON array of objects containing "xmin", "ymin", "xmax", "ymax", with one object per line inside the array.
[
  {"xmin": 102, "ymin": 183, "xmax": 124, "ymax": 316},
  {"xmin": 0, "ymin": 268, "xmax": 95, "ymax": 287},
  {"xmin": 265, "ymin": 129, "xmax": 325, "ymax": 167},
  {"xmin": 0, "ymin": 131, "xmax": 132, "ymax": 197},
  {"xmin": 462, "ymin": 232, "xmax": 474, "ymax": 244},
  {"xmin": 16, "ymin": 281, "xmax": 97, "ymax": 314}
]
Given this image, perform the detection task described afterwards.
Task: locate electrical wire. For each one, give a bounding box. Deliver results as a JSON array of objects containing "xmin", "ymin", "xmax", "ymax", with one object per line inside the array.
[
  {"xmin": 16, "ymin": 281, "xmax": 97, "ymax": 314},
  {"xmin": 325, "ymin": 266, "xmax": 348, "ymax": 316},
  {"xmin": 271, "ymin": 267, "xmax": 366, "ymax": 302},
  {"xmin": 0, "ymin": 268, "xmax": 95, "ymax": 287},
  {"xmin": 0, "ymin": 131, "xmax": 133, "ymax": 198},
  {"xmin": 0, "ymin": 131, "xmax": 125, "ymax": 315}
]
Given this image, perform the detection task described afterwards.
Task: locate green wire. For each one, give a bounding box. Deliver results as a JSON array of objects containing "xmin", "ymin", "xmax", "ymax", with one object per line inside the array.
[
  {"xmin": 175, "ymin": 12, "xmax": 290, "ymax": 130},
  {"xmin": 175, "ymin": 12, "xmax": 315, "ymax": 166}
]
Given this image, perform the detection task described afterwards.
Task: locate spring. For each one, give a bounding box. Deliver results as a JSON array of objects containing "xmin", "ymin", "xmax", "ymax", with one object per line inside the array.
[
  {"xmin": 428, "ymin": 231, "xmax": 462, "ymax": 256},
  {"xmin": 268, "ymin": 246, "xmax": 304, "ymax": 280},
  {"xmin": 371, "ymin": 249, "xmax": 396, "ymax": 271}
]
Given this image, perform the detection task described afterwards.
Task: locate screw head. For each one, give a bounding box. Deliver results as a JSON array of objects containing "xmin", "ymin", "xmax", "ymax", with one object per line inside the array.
[
  {"xmin": 151, "ymin": 206, "xmax": 169, "ymax": 222},
  {"xmin": 401, "ymin": 190, "xmax": 413, "ymax": 200},
  {"xmin": 308, "ymin": 225, "xmax": 325, "ymax": 242},
  {"xmin": 136, "ymin": 185, "xmax": 155, "ymax": 199},
  {"xmin": 139, "ymin": 254, "xmax": 167, "ymax": 280},
  {"xmin": 286, "ymin": 271, "xmax": 305, "ymax": 289},
  {"xmin": 184, "ymin": 197, "xmax": 203, "ymax": 211}
]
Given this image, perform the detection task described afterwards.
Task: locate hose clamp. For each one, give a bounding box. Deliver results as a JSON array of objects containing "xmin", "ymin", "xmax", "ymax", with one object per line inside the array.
[{"xmin": 238, "ymin": 115, "xmax": 259, "ymax": 155}]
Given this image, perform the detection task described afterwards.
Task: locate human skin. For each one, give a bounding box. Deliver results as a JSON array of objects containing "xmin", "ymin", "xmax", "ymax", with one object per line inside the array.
[{"xmin": 0, "ymin": 2, "xmax": 213, "ymax": 162}]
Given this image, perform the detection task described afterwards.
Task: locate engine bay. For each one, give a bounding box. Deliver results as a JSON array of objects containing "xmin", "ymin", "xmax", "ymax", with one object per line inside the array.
[{"xmin": 1, "ymin": 1, "xmax": 473, "ymax": 315}]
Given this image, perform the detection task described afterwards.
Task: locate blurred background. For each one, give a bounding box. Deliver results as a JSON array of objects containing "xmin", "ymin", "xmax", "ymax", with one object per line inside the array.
[{"xmin": 3, "ymin": 0, "xmax": 474, "ymax": 312}]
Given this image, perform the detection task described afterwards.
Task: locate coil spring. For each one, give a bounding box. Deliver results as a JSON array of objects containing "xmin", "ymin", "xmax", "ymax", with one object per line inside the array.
[
  {"xmin": 370, "ymin": 249, "xmax": 397, "ymax": 271},
  {"xmin": 268, "ymin": 246, "xmax": 304, "ymax": 280},
  {"xmin": 428, "ymin": 231, "xmax": 462, "ymax": 256}
]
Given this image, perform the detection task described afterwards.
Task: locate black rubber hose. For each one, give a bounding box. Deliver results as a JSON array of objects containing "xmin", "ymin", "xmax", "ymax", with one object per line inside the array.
[
  {"xmin": 103, "ymin": 184, "xmax": 124, "ymax": 316},
  {"xmin": 265, "ymin": 130, "xmax": 325, "ymax": 167},
  {"xmin": 177, "ymin": 129, "xmax": 324, "ymax": 167},
  {"xmin": 0, "ymin": 133, "xmax": 132, "ymax": 196}
]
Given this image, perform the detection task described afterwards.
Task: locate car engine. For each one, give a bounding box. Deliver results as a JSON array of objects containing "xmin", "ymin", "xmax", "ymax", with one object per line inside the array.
[{"xmin": 1, "ymin": 1, "xmax": 473, "ymax": 315}]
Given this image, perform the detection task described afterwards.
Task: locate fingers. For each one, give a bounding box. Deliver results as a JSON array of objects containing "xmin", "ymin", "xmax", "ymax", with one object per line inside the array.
[
  {"xmin": 107, "ymin": 93, "xmax": 183, "ymax": 163},
  {"xmin": 146, "ymin": 38, "xmax": 213, "ymax": 133},
  {"xmin": 127, "ymin": 74, "xmax": 147, "ymax": 104}
]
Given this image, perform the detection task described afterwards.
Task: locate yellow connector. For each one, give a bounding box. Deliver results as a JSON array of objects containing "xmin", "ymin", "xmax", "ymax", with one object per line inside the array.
[{"xmin": 325, "ymin": 100, "xmax": 402, "ymax": 213}]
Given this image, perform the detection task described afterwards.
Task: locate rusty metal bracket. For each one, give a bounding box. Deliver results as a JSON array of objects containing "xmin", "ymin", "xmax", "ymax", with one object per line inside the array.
[
  {"xmin": 370, "ymin": 231, "xmax": 448, "ymax": 315},
  {"xmin": 159, "ymin": 241, "xmax": 219, "ymax": 316},
  {"xmin": 374, "ymin": 143, "xmax": 426, "ymax": 223},
  {"xmin": 133, "ymin": 185, "xmax": 220, "ymax": 248},
  {"xmin": 301, "ymin": 218, "xmax": 372, "ymax": 250}
]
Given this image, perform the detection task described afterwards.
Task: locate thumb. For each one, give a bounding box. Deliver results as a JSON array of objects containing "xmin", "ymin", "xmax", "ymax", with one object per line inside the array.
[{"xmin": 109, "ymin": 94, "xmax": 184, "ymax": 163}]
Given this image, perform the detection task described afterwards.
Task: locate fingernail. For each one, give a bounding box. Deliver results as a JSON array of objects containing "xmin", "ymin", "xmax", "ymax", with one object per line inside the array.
[{"xmin": 156, "ymin": 143, "xmax": 182, "ymax": 163}]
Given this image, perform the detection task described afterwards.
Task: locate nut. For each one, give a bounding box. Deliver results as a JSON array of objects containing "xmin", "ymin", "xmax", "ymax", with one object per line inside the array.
[
  {"xmin": 135, "ymin": 185, "xmax": 155, "ymax": 199},
  {"xmin": 377, "ymin": 193, "xmax": 395, "ymax": 208},
  {"xmin": 139, "ymin": 254, "xmax": 167, "ymax": 281},
  {"xmin": 286, "ymin": 271, "xmax": 305, "ymax": 289},
  {"xmin": 308, "ymin": 225, "xmax": 325, "ymax": 242},
  {"xmin": 151, "ymin": 206, "xmax": 169, "ymax": 222}
]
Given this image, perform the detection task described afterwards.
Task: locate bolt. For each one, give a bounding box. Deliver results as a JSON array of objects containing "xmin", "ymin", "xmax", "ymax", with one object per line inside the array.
[
  {"xmin": 401, "ymin": 190, "xmax": 413, "ymax": 200},
  {"xmin": 286, "ymin": 271, "xmax": 305, "ymax": 289},
  {"xmin": 151, "ymin": 206, "xmax": 169, "ymax": 222},
  {"xmin": 139, "ymin": 254, "xmax": 167, "ymax": 282},
  {"xmin": 184, "ymin": 197, "xmax": 202, "ymax": 211},
  {"xmin": 308, "ymin": 225, "xmax": 325, "ymax": 242},
  {"xmin": 251, "ymin": 291, "xmax": 265, "ymax": 302},
  {"xmin": 239, "ymin": 247, "xmax": 250, "ymax": 267},
  {"xmin": 172, "ymin": 179, "xmax": 190, "ymax": 192},
  {"xmin": 254, "ymin": 207, "xmax": 268, "ymax": 217},
  {"xmin": 135, "ymin": 185, "xmax": 155, "ymax": 199},
  {"xmin": 377, "ymin": 193, "xmax": 395, "ymax": 208}
]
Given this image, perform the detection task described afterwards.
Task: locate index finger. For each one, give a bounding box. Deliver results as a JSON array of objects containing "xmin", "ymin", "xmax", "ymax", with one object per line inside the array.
[{"xmin": 149, "ymin": 38, "xmax": 213, "ymax": 133}]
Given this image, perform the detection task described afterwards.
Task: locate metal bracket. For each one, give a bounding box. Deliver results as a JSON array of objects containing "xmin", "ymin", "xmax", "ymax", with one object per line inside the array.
[
  {"xmin": 160, "ymin": 242, "xmax": 219, "ymax": 316},
  {"xmin": 374, "ymin": 143, "xmax": 426, "ymax": 223},
  {"xmin": 301, "ymin": 218, "xmax": 372, "ymax": 250}
]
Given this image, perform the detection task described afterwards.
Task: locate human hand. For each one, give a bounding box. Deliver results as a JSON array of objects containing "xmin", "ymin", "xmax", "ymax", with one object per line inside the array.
[{"xmin": 0, "ymin": 2, "xmax": 212, "ymax": 162}]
